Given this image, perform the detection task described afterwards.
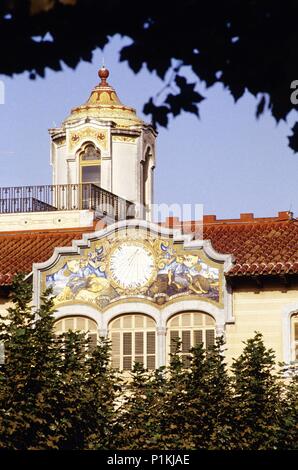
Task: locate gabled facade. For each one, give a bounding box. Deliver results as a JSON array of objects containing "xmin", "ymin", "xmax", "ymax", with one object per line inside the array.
[{"xmin": 0, "ymin": 67, "xmax": 297, "ymax": 368}]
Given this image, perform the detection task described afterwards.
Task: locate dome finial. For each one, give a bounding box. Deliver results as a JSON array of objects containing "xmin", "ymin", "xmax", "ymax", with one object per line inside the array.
[{"xmin": 98, "ymin": 65, "xmax": 109, "ymax": 86}]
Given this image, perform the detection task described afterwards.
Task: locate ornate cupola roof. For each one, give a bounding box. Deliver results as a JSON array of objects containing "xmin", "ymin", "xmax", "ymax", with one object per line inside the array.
[{"xmin": 64, "ymin": 66, "xmax": 143, "ymax": 127}]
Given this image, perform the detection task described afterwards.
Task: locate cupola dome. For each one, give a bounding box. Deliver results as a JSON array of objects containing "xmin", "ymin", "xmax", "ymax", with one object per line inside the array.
[{"xmin": 64, "ymin": 66, "xmax": 143, "ymax": 127}]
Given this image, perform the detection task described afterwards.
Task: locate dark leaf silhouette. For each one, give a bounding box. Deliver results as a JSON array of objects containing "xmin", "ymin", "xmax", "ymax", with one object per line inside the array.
[
  {"xmin": 0, "ymin": 0, "xmax": 297, "ymax": 151},
  {"xmin": 288, "ymin": 122, "xmax": 298, "ymax": 153}
]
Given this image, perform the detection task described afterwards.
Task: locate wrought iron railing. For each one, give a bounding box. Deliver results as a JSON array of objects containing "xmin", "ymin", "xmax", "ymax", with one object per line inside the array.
[{"xmin": 0, "ymin": 184, "xmax": 135, "ymax": 220}]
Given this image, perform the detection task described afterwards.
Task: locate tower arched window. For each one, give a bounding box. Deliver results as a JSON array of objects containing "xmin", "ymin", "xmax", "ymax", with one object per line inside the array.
[
  {"xmin": 79, "ymin": 142, "xmax": 101, "ymax": 186},
  {"xmin": 142, "ymin": 147, "xmax": 153, "ymax": 219},
  {"xmin": 54, "ymin": 316, "xmax": 98, "ymax": 352},
  {"xmin": 167, "ymin": 311, "xmax": 216, "ymax": 366},
  {"xmin": 109, "ymin": 314, "xmax": 156, "ymax": 370}
]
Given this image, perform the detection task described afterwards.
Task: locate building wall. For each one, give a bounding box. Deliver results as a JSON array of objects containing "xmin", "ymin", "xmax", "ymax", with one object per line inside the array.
[
  {"xmin": 1, "ymin": 284, "xmax": 297, "ymax": 366},
  {"xmin": 50, "ymin": 283, "xmax": 298, "ymax": 367},
  {"xmin": 0, "ymin": 210, "xmax": 94, "ymax": 232},
  {"xmin": 112, "ymin": 140, "xmax": 138, "ymax": 203},
  {"xmin": 225, "ymin": 284, "xmax": 298, "ymax": 365}
]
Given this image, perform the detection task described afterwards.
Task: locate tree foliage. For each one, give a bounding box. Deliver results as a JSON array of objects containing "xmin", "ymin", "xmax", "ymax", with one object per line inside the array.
[
  {"xmin": 0, "ymin": 274, "xmax": 118, "ymax": 449},
  {"xmin": 0, "ymin": 276, "xmax": 297, "ymax": 449},
  {"xmin": 231, "ymin": 333, "xmax": 283, "ymax": 449},
  {"xmin": 114, "ymin": 337, "xmax": 297, "ymax": 450},
  {"xmin": 0, "ymin": 1, "xmax": 297, "ymax": 150},
  {"xmin": 113, "ymin": 363, "xmax": 167, "ymax": 449}
]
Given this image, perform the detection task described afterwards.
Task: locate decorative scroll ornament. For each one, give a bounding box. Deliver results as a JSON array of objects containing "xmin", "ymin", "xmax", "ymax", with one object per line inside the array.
[
  {"xmin": 112, "ymin": 135, "xmax": 137, "ymax": 143},
  {"xmin": 68, "ymin": 127, "xmax": 108, "ymax": 150},
  {"xmin": 44, "ymin": 234, "xmax": 223, "ymax": 310}
]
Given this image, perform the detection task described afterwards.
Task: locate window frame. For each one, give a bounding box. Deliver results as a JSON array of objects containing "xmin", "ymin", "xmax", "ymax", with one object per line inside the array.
[
  {"xmin": 54, "ymin": 315, "xmax": 99, "ymax": 352},
  {"xmin": 109, "ymin": 314, "xmax": 157, "ymax": 371},
  {"xmin": 167, "ymin": 311, "xmax": 216, "ymax": 365},
  {"xmin": 79, "ymin": 142, "xmax": 101, "ymax": 186}
]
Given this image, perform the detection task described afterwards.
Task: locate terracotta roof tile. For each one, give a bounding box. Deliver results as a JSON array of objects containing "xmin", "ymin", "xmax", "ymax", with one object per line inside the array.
[
  {"xmin": 203, "ymin": 219, "xmax": 298, "ymax": 276},
  {"xmin": 1, "ymin": 215, "xmax": 298, "ymax": 285},
  {"xmin": 0, "ymin": 228, "xmax": 88, "ymax": 285},
  {"xmin": 162, "ymin": 213, "xmax": 298, "ymax": 277}
]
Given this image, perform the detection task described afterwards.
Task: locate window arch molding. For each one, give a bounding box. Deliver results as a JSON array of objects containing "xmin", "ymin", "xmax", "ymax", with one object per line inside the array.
[
  {"xmin": 53, "ymin": 313, "xmax": 99, "ymax": 353},
  {"xmin": 141, "ymin": 144, "xmax": 155, "ymax": 219},
  {"xmin": 282, "ymin": 302, "xmax": 298, "ymax": 363},
  {"xmin": 162, "ymin": 299, "xmax": 225, "ymax": 336},
  {"xmin": 102, "ymin": 302, "xmax": 160, "ymax": 333},
  {"xmin": 52, "ymin": 300, "xmax": 227, "ymax": 368},
  {"xmin": 54, "ymin": 315, "xmax": 98, "ymax": 333},
  {"xmin": 77, "ymin": 141, "xmax": 101, "ymax": 162},
  {"xmin": 166, "ymin": 311, "xmax": 216, "ymax": 365},
  {"xmin": 53, "ymin": 301, "xmax": 225, "ymax": 335},
  {"xmin": 54, "ymin": 304, "xmax": 101, "ymax": 328},
  {"xmin": 100, "ymin": 303, "xmax": 161, "ymax": 367},
  {"xmin": 102, "ymin": 299, "xmax": 224, "ymax": 331},
  {"xmin": 166, "ymin": 310, "xmax": 216, "ymax": 328},
  {"xmin": 102, "ymin": 300, "xmax": 225, "ymax": 368},
  {"xmin": 108, "ymin": 313, "xmax": 157, "ymax": 370},
  {"xmin": 76, "ymin": 140, "xmax": 101, "ymax": 187}
]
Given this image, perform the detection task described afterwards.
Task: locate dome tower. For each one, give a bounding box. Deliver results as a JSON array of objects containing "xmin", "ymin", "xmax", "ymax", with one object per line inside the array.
[{"xmin": 49, "ymin": 66, "xmax": 157, "ymax": 220}]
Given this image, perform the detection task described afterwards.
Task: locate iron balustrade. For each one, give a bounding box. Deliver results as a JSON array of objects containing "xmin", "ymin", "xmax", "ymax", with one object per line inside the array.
[{"xmin": 0, "ymin": 184, "xmax": 135, "ymax": 221}]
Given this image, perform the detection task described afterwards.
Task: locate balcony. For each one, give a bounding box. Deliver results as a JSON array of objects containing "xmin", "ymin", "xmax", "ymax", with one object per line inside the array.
[{"xmin": 0, "ymin": 184, "xmax": 135, "ymax": 221}]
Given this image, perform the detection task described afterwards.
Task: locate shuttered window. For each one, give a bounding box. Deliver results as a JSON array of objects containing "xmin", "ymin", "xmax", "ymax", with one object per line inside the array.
[
  {"xmin": 194, "ymin": 329, "xmax": 203, "ymax": 346},
  {"xmin": 146, "ymin": 331, "xmax": 155, "ymax": 368},
  {"xmin": 88, "ymin": 333, "xmax": 98, "ymax": 353},
  {"xmin": 170, "ymin": 330, "xmax": 179, "ymax": 354},
  {"xmin": 167, "ymin": 312, "xmax": 216, "ymax": 365},
  {"xmin": 111, "ymin": 332, "xmax": 120, "ymax": 369},
  {"xmin": 109, "ymin": 314, "xmax": 156, "ymax": 370},
  {"xmin": 54, "ymin": 316, "xmax": 98, "ymax": 352},
  {"xmin": 182, "ymin": 331, "xmax": 191, "ymax": 353}
]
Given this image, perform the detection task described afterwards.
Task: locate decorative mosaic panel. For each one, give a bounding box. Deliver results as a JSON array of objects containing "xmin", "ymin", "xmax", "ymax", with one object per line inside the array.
[{"xmin": 43, "ymin": 232, "xmax": 224, "ymax": 310}]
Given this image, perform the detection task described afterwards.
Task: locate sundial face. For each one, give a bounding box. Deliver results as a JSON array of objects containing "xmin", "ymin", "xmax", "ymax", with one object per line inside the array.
[{"xmin": 108, "ymin": 241, "xmax": 156, "ymax": 291}]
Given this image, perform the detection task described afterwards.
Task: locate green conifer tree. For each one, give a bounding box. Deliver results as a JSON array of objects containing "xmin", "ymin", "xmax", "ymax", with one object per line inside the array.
[
  {"xmin": 83, "ymin": 338, "xmax": 121, "ymax": 449},
  {"xmin": 277, "ymin": 367, "xmax": 298, "ymax": 449},
  {"xmin": 231, "ymin": 332, "xmax": 282, "ymax": 450},
  {"xmin": 156, "ymin": 341, "xmax": 194, "ymax": 449},
  {"xmin": 185, "ymin": 337, "xmax": 234, "ymax": 450},
  {"xmin": 114, "ymin": 362, "xmax": 167, "ymax": 449},
  {"xmin": 0, "ymin": 275, "xmax": 118, "ymax": 450}
]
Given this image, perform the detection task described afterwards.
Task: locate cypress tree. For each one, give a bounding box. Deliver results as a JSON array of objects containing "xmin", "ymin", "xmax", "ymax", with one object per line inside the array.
[
  {"xmin": 231, "ymin": 332, "xmax": 282, "ymax": 450},
  {"xmin": 83, "ymin": 338, "xmax": 121, "ymax": 450},
  {"xmin": 186, "ymin": 337, "xmax": 233, "ymax": 449},
  {"xmin": 0, "ymin": 275, "xmax": 118, "ymax": 449},
  {"xmin": 0, "ymin": 275, "xmax": 67, "ymax": 449},
  {"xmin": 277, "ymin": 367, "xmax": 298, "ymax": 449},
  {"xmin": 114, "ymin": 362, "xmax": 167, "ymax": 449},
  {"xmin": 157, "ymin": 341, "xmax": 194, "ymax": 449}
]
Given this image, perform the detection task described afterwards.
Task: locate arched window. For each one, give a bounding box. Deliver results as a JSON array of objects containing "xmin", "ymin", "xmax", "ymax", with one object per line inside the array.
[
  {"xmin": 167, "ymin": 311, "xmax": 216, "ymax": 366},
  {"xmin": 142, "ymin": 147, "xmax": 153, "ymax": 218},
  {"xmin": 81, "ymin": 144, "xmax": 101, "ymax": 161},
  {"xmin": 109, "ymin": 314, "xmax": 156, "ymax": 370},
  {"xmin": 79, "ymin": 142, "xmax": 101, "ymax": 186},
  {"xmin": 291, "ymin": 314, "xmax": 298, "ymax": 361},
  {"xmin": 142, "ymin": 154, "xmax": 149, "ymax": 207},
  {"xmin": 54, "ymin": 316, "xmax": 98, "ymax": 352}
]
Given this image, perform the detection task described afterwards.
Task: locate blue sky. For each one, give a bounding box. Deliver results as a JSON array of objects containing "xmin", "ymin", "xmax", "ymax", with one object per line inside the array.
[{"xmin": 0, "ymin": 35, "xmax": 297, "ymax": 220}]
